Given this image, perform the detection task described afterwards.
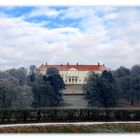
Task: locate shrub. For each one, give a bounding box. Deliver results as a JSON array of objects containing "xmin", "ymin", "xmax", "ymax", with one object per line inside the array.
[{"xmin": 0, "ymin": 108, "xmax": 139, "ymax": 124}]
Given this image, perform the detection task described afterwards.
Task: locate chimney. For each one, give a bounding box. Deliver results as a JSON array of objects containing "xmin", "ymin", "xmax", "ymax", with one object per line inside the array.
[
  {"xmin": 46, "ymin": 62, "xmax": 47, "ymax": 65},
  {"xmin": 76, "ymin": 62, "xmax": 78, "ymax": 66},
  {"xmin": 67, "ymin": 62, "xmax": 69, "ymax": 65},
  {"xmin": 98, "ymin": 62, "xmax": 100, "ymax": 66},
  {"xmin": 103, "ymin": 64, "xmax": 105, "ymax": 66},
  {"xmin": 60, "ymin": 64, "xmax": 63, "ymax": 66}
]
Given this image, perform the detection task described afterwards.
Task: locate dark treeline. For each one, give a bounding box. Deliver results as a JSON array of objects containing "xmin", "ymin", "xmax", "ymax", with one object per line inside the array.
[
  {"xmin": 0, "ymin": 66, "xmax": 65, "ymax": 109},
  {"xmin": 0, "ymin": 64, "xmax": 140, "ymax": 109},
  {"xmin": 84, "ymin": 65, "xmax": 140, "ymax": 107},
  {"xmin": 113, "ymin": 65, "xmax": 140, "ymax": 106}
]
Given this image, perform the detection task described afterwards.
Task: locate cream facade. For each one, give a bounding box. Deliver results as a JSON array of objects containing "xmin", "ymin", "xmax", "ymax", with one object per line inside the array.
[
  {"xmin": 59, "ymin": 69, "xmax": 101, "ymax": 85},
  {"xmin": 37, "ymin": 63, "xmax": 108, "ymax": 85}
]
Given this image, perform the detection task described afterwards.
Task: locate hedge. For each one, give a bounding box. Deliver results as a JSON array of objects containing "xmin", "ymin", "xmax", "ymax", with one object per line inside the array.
[{"xmin": 0, "ymin": 108, "xmax": 139, "ymax": 124}]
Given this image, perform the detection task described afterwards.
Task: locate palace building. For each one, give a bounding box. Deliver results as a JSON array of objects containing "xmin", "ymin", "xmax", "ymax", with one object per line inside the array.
[{"xmin": 37, "ymin": 62, "xmax": 110, "ymax": 85}]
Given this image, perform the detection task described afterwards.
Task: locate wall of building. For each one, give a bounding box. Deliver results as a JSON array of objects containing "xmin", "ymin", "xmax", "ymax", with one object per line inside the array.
[
  {"xmin": 59, "ymin": 69, "xmax": 102, "ymax": 85},
  {"xmin": 59, "ymin": 70, "xmax": 89, "ymax": 84},
  {"xmin": 38, "ymin": 68, "xmax": 102, "ymax": 85}
]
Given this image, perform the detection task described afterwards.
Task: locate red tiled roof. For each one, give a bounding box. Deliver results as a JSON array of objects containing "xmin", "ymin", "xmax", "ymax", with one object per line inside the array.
[{"xmin": 37, "ymin": 64, "xmax": 110, "ymax": 72}]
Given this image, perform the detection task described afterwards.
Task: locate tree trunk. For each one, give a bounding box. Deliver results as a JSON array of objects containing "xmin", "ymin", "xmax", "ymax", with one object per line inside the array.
[
  {"xmin": 131, "ymin": 99, "xmax": 134, "ymax": 106},
  {"xmin": 127, "ymin": 95, "xmax": 130, "ymax": 102}
]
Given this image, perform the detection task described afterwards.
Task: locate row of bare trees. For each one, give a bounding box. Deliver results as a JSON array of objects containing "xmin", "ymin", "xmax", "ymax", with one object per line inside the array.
[
  {"xmin": 0, "ymin": 66, "xmax": 65, "ymax": 109},
  {"xmin": 0, "ymin": 64, "xmax": 140, "ymax": 109},
  {"xmin": 0, "ymin": 67, "xmax": 32, "ymax": 109}
]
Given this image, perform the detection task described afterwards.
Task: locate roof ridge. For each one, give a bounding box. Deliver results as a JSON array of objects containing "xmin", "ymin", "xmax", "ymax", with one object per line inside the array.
[{"xmin": 37, "ymin": 64, "xmax": 109, "ymax": 71}]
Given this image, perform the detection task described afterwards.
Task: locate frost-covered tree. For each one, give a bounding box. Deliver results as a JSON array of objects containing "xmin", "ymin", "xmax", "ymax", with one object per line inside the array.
[
  {"xmin": 27, "ymin": 65, "xmax": 36, "ymax": 82},
  {"xmin": 12, "ymin": 85, "xmax": 33, "ymax": 109},
  {"xmin": 0, "ymin": 69, "xmax": 33, "ymax": 109},
  {"xmin": 6, "ymin": 67, "xmax": 28, "ymax": 85}
]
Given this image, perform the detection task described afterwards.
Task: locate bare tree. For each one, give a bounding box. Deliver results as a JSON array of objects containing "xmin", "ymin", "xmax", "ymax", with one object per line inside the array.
[{"xmin": 12, "ymin": 85, "xmax": 33, "ymax": 109}]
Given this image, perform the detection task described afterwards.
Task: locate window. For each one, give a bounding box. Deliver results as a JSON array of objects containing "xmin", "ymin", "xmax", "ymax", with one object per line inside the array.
[{"xmin": 75, "ymin": 78, "xmax": 77, "ymax": 84}]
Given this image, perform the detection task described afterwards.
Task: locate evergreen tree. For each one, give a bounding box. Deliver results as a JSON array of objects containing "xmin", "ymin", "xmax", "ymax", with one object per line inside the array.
[
  {"xmin": 83, "ymin": 72, "xmax": 101, "ymax": 106},
  {"xmin": 113, "ymin": 65, "xmax": 140, "ymax": 105},
  {"xmin": 84, "ymin": 71, "xmax": 117, "ymax": 107},
  {"xmin": 128, "ymin": 65, "xmax": 140, "ymax": 105},
  {"xmin": 99, "ymin": 71, "xmax": 117, "ymax": 107},
  {"xmin": 113, "ymin": 66, "xmax": 130, "ymax": 99},
  {"xmin": 46, "ymin": 67, "xmax": 59, "ymax": 75},
  {"xmin": 31, "ymin": 74, "xmax": 55, "ymax": 107},
  {"xmin": 43, "ymin": 67, "xmax": 65, "ymax": 106}
]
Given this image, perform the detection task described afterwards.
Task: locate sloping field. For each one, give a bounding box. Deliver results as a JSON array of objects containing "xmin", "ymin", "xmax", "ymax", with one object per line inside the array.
[
  {"xmin": 62, "ymin": 94, "xmax": 88, "ymax": 108},
  {"xmin": 62, "ymin": 85, "xmax": 83, "ymax": 94}
]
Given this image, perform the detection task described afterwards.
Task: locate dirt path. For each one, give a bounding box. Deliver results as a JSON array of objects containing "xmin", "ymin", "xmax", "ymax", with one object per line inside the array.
[{"xmin": 0, "ymin": 121, "xmax": 140, "ymax": 128}]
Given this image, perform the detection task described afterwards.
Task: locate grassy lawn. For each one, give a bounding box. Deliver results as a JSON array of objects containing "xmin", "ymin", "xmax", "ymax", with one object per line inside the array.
[{"xmin": 0, "ymin": 123, "xmax": 140, "ymax": 133}]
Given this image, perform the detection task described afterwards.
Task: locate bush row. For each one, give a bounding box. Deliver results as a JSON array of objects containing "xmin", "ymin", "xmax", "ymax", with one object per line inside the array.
[{"xmin": 0, "ymin": 108, "xmax": 139, "ymax": 124}]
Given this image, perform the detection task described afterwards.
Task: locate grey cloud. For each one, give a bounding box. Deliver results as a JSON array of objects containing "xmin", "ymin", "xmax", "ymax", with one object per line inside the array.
[{"xmin": 0, "ymin": 7, "xmax": 140, "ymax": 70}]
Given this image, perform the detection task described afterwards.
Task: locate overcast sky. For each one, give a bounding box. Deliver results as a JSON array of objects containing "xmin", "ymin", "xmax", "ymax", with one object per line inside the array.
[{"xmin": 0, "ymin": 6, "xmax": 140, "ymax": 70}]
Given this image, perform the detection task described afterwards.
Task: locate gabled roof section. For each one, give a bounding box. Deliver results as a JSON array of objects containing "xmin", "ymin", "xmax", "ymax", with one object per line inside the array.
[{"xmin": 37, "ymin": 63, "xmax": 111, "ymax": 72}]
